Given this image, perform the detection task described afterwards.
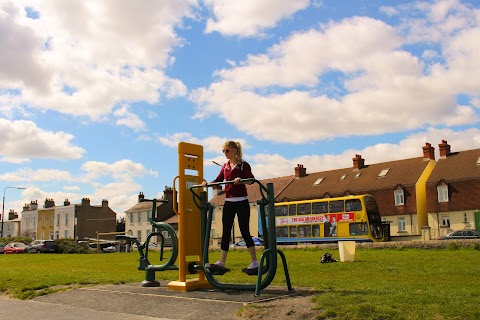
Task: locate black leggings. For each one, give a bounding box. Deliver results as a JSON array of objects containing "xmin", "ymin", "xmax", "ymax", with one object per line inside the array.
[{"xmin": 221, "ymin": 200, "xmax": 254, "ymax": 251}]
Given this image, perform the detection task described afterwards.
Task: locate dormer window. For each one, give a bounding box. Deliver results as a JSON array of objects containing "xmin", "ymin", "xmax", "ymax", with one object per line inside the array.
[
  {"xmin": 378, "ymin": 168, "xmax": 390, "ymax": 178},
  {"xmin": 354, "ymin": 172, "xmax": 361, "ymax": 179},
  {"xmin": 340, "ymin": 174, "xmax": 347, "ymax": 181},
  {"xmin": 314, "ymin": 177, "xmax": 324, "ymax": 185},
  {"xmin": 394, "ymin": 187, "xmax": 404, "ymax": 206},
  {"xmin": 437, "ymin": 183, "xmax": 449, "ymax": 202}
]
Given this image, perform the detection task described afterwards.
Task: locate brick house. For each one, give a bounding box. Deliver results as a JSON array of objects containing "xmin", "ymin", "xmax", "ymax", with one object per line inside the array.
[
  {"xmin": 275, "ymin": 143, "xmax": 437, "ymax": 238},
  {"xmin": 426, "ymin": 140, "xmax": 480, "ymax": 239}
]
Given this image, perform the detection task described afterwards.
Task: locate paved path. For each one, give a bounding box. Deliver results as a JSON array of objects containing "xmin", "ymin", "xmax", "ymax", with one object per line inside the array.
[{"xmin": 1, "ymin": 282, "xmax": 306, "ymax": 320}]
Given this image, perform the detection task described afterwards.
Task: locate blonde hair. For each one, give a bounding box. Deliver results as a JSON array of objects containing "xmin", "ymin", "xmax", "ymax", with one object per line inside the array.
[{"xmin": 224, "ymin": 140, "xmax": 243, "ymax": 161}]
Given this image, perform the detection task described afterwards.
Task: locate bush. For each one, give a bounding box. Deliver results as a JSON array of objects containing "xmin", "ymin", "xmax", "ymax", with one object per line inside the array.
[
  {"xmin": 55, "ymin": 239, "xmax": 90, "ymax": 254},
  {"xmin": 0, "ymin": 236, "xmax": 33, "ymax": 245}
]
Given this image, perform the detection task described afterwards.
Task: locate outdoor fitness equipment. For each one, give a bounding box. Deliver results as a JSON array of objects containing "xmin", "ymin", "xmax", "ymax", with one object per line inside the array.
[
  {"xmin": 119, "ymin": 142, "xmax": 293, "ymax": 296},
  {"xmin": 188, "ymin": 178, "xmax": 294, "ymax": 296}
]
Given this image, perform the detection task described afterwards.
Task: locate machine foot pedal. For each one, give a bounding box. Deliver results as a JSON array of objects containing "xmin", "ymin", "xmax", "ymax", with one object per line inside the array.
[
  {"xmin": 242, "ymin": 267, "xmax": 268, "ymax": 276},
  {"xmin": 205, "ymin": 263, "xmax": 230, "ymax": 275}
]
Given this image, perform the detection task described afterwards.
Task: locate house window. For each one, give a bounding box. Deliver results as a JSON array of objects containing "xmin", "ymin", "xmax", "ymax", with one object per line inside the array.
[
  {"xmin": 211, "ymin": 229, "xmax": 216, "ymax": 238},
  {"xmin": 56, "ymin": 213, "xmax": 60, "ymax": 226},
  {"xmin": 138, "ymin": 212, "xmax": 142, "ymax": 223},
  {"xmin": 50, "ymin": 215, "xmax": 54, "ymax": 226},
  {"xmin": 65, "ymin": 214, "xmax": 69, "ymax": 225},
  {"xmin": 129, "ymin": 213, "xmax": 133, "ymax": 224},
  {"xmin": 339, "ymin": 174, "xmax": 347, "ymax": 181},
  {"xmin": 378, "ymin": 168, "xmax": 390, "ymax": 178},
  {"xmin": 137, "ymin": 230, "xmax": 142, "ymax": 241},
  {"xmin": 437, "ymin": 184, "xmax": 449, "ymax": 202},
  {"xmin": 314, "ymin": 177, "xmax": 324, "ymax": 185},
  {"xmin": 354, "ymin": 172, "xmax": 361, "ymax": 179},
  {"xmin": 42, "ymin": 215, "xmax": 45, "ymax": 226},
  {"xmin": 64, "ymin": 230, "xmax": 68, "ymax": 238},
  {"xmin": 55, "ymin": 231, "xmax": 59, "ymax": 239},
  {"xmin": 441, "ymin": 215, "xmax": 450, "ymax": 228},
  {"xmin": 398, "ymin": 217, "xmax": 406, "ymax": 232},
  {"xmin": 394, "ymin": 188, "xmax": 404, "ymax": 206},
  {"xmin": 212, "ymin": 211, "xmax": 216, "ymax": 222}
]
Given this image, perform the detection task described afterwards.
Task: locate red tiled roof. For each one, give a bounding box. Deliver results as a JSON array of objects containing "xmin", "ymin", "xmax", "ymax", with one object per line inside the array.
[
  {"xmin": 276, "ymin": 157, "xmax": 432, "ymax": 201},
  {"xmin": 427, "ymin": 148, "xmax": 480, "ymax": 182}
]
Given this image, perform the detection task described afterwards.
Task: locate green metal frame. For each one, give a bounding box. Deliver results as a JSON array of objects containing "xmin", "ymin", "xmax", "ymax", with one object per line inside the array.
[{"xmin": 190, "ymin": 178, "xmax": 293, "ymax": 296}]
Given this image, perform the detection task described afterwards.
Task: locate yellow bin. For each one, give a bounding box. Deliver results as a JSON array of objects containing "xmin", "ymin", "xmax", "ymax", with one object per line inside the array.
[{"xmin": 338, "ymin": 241, "xmax": 356, "ymax": 262}]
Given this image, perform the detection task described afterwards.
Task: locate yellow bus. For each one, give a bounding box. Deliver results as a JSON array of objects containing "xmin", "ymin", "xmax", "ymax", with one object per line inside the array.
[{"xmin": 269, "ymin": 195, "xmax": 384, "ymax": 244}]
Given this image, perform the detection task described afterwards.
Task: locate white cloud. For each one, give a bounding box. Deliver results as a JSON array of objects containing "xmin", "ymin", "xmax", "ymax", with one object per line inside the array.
[
  {"xmin": 0, "ymin": 118, "xmax": 85, "ymax": 163},
  {"xmin": 0, "ymin": 0, "xmax": 193, "ymax": 120},
  {"xmin": 204, "ymin": 0, "xmax": 310, "ymax": 37},
  {"xmin": 191, "ymin": 14, "xmax": 480, "ymax": 143},
  {"xmin": 0, "ymin": 168, "xmax": 73, "ymax": 182},
  {"xmin": 157, "ymin": 133, "xmax": 248, "ymax": 153},
  {"xmin": 114, "ymin": 104, "xmax": 146, "ymax": 132},
  {"xmin": 81, "ymin": 159, "xmax": 152, "ymax": 180},
  {"xmin": 249, "ymin": 127, "xmax": 480, "ymax": 179}
]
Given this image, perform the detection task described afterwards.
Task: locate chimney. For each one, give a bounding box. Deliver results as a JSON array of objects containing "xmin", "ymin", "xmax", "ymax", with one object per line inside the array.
[
  {"xmin": 439, "ymin": 140, "xmax": 451, "ymax": 159},
  {"xmin": 64, "ymin": 199, "xmax": 71, "ymax": 206},
  {"xmin": 422, "ymin": 142, "xmax": 435, "ymax": 160},
  {"xmin": 352, "ymin": 154, "xmax": 365, "ymax": 170},
  {"xmin": 163, "ymin": 187, "xmax": 174, "ymax": 202},
  {"xmin": 23, "ymin": 203, "xmax": 29, "ymax": 212},
  {"xmin": 29, "ymin": 200, "xmax": 38, "ymax": 210},
  {"xmin": 44, "ymin": 198, "xmax": 55, "ymax": 208},
  {"xmin": 295, "ymin": 164, "xmax": 307, "ymax": 178},
  {"xmin": 8, "ymin": 209, "xmax": 18, "ymax": 220},
  {"xmin": 138, "ymin": 192, "xmax": 145, "ymax": 203},
  {"xmin": 81, "ymin": 198, "xmax": 90, "ymax": 206}
]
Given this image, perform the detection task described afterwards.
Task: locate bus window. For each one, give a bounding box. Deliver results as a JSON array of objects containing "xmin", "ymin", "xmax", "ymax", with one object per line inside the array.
[
  {"xmin": 312, "ymin": 202, "xmax": 328, "ymax": 214},
  {"xmin": 289, "ymin": 226, "xmax": 297, "ymax": 237},
  {"xmin": 329, "ymin": 200, "xmax": 344, "ymax": 213},
  {"xmin": 312, "ymin": 225, "xmax": 320, "ymax": 236},
  {"xmin": 288, "ymin": 204, "xmax": 297, "ymax": 216},
  {"xmin": 349, "ymin": 222, "xmax": 368, "ymax": 235},
  {"xmin": 345, "ymin": 199, "xmax": 362, "ymax": 211},
  {"xmin": 297, "ymin": 203, "xmax": 311, "ymax": 215},
  {"xmin": 276, "ymin": 226, "xmax": 288, "ymax": 237},
  {"xmin": 298, "ymin": 225, "xmax": 311, "ymax": 237},
  {"xmin": 275, "ymin": 205, "xmax": 288, "ymax": 216}
]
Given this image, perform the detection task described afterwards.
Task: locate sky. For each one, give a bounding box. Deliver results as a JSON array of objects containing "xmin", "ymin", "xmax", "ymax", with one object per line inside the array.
[{"xmin": 1, "ymin": 0, "xmax": 480, "ymax": 219}]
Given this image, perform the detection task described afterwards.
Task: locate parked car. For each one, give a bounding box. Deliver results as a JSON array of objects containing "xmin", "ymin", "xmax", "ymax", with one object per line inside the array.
[
  {"xmin": 437, "ymin": 230, "xmax": 480, "ymax": 240},
  {"xmin": 25, "ymin": 240, "xmax": 59, "ymax": 253},
  {"xmin": 4, "ymin": 242, "xmax": 27, "ymax": 254},
  {"xmin": 0, "ymin": 243, "xmax": 5, "ymax": 254},
  {"xmin": 231, "ymin": 237, "xmax": 264, "ymax": 248}
]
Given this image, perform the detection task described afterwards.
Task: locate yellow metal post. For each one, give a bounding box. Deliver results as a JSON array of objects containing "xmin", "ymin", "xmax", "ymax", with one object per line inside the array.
[{"xmin": 168, "ymin": 142, "xmax": 211, "ymax": 291}]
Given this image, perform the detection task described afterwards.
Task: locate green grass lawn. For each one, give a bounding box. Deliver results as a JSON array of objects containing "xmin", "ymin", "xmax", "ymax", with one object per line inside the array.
[{"xmin": 1, "ymin": 246, "xmax": 479, "ymax": 319}]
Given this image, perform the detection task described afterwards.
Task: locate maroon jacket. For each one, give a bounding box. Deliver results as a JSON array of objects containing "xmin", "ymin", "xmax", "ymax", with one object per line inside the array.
[{"xmin": 213, "ymin": 161, "xmax": 254, "ymax": 199}]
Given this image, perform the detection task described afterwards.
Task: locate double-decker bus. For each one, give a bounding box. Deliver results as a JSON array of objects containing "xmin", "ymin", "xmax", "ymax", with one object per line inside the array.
[{"xmin": 262, "ymin": 195, "xmax": 384, "ymax": 244}]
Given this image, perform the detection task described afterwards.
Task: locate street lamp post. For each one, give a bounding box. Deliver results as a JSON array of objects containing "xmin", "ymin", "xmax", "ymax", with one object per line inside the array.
[{"xmin": 1, "ymin": 187, "xmax": 26, "ymax": 238}]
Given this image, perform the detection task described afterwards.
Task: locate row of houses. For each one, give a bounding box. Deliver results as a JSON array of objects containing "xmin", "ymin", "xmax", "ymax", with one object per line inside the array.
[
  {"xmin": 2, "ymin": 198, "xmax": 117, "ymax": 241},
  {"xmin": 125, "ymin": 140, "xmax": 480, "ymax": 248}
]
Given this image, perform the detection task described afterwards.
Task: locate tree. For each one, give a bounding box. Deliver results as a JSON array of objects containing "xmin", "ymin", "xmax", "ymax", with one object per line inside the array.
[{"xmin": 116, "ymin": 217, "xmax": 125, "ymax": 232}]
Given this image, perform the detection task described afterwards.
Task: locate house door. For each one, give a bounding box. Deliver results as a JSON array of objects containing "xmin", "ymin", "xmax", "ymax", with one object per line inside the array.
[{"xmin": 474, "ymin": 211, "xmax": 480, "ymax": 231}]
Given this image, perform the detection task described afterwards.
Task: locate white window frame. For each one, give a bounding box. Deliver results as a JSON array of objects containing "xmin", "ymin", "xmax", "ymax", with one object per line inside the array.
[
  {"xmin": 398, "ymin": 217, "xmax": 406, "ymax": 232},
  {"xmin": 394, "ymin": 188, "xmax": 404, "ymax": 206},
  {"xmin": 437, "ymin": 184, "xmax": 449, "ymax": 202},
  {"xmin": 441, "ymin": 215, "xmax": 450, "ymax": 228},
  {"xmin": 129, "ymin": 212, "xmax": 133, "ymax": 224}
]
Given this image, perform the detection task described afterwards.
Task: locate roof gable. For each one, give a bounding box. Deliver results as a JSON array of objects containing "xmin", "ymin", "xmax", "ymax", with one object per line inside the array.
[{"xmin": 427, "ymin": 148, "xmax": 480, "ymax": 182}]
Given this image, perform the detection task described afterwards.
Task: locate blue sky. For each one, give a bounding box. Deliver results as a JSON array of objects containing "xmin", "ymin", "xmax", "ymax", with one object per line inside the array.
[{"xmin": 1, "ymin": 0, "xmax": 479, "ymax": 218}]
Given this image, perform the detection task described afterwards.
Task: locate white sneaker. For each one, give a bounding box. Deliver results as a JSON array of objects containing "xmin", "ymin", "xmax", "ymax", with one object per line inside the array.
[
  {"xmin": 215, "ymin": 261, "xmax": 225, "ymax": 268},
  {"xmin": 247, "ymin": 261, "xmax": 259, "ymax": 269}
]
